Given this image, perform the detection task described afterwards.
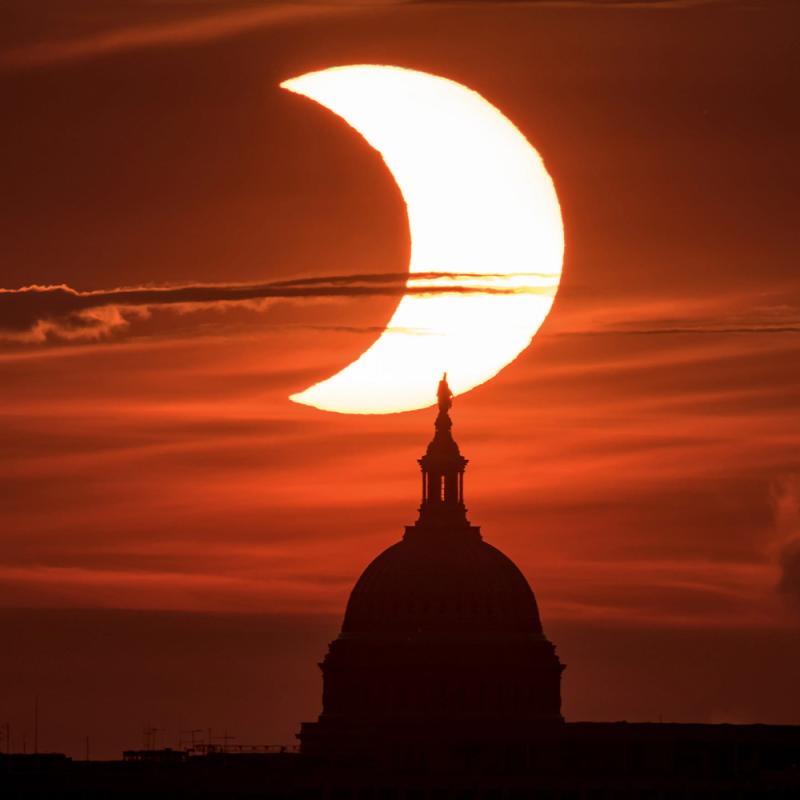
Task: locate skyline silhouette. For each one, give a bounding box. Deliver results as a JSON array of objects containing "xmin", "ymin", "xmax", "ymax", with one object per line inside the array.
[
  {"xmin": 3, "ymin": 387, "xmax": 800, "ymax": 796},
  {"xmin": 2, "ymin": 0, "xmax": 800, "ymax": 791}
]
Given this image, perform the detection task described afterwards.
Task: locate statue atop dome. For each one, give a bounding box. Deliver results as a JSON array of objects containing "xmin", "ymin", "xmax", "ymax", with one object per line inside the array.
[{"xmin": 437, "ymin": 372, "xmax": 453, "ymax": 413}]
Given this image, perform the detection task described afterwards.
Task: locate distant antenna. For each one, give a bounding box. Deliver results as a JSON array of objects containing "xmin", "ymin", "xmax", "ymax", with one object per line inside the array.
[
  {"xmin": 143, "ymin": 725, "xmax": 163, "ymax": 751},
  {"xmin": 34, "ymin": 695, "xmax": 39, "ymax": 754},
  {"xmin": 180, "ymin": 728, "xmax": 203, "ymax": 750},
  {"xmin": 221, "ymin": 730, "xmax": 236, "ymax": 752}
]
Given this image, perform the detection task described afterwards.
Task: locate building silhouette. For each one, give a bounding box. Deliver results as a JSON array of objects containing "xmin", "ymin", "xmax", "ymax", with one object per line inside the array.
[
  {"xmin": 300, "ymin": 374, "xmax": 564, "ymax": 764},
  {"xmin": 3, "ymin": 377, "xmax": 800, "ymax": 797}
]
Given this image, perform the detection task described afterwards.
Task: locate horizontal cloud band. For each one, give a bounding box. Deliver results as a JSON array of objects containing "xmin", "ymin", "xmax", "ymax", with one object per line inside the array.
[{"xmin": 0, "ymin": 272, "xmax": 557, "ymax": 343}]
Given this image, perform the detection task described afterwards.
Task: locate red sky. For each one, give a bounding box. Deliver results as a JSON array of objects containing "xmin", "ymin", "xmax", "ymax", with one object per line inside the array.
[{"xmin": 2, "ymin": 0, "xmax": 800, "ymax": 757}]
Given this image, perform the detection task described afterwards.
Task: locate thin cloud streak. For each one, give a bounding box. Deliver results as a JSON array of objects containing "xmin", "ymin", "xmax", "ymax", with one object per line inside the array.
[
  {"xmin": 0, "ymin": 272, "xmax": 555, "ymax": 343},
  {"xmin": 3, "ymin": 273, "xmax": 799, "ymax": 346},
  {"xmin": 0, "ymin": 2, "xmax": 348, "ymax": 70},
  {"xmin": 548, "ymin": 291, "xmax": 800, "ymax": 339},
  {"xmin": 0, "ymin": 0, "xmax": 746, "ymax": 70},
  {"xmin": 413, "ymin": 0, "xmax": 743, "ymax": 6},
  {"xmin": 270, "ymin": 270, "xmax": 557, "ymax": 287},
  {"xmin": 557, "ymin": 325, "xmax": 800, "ymax": 336}
]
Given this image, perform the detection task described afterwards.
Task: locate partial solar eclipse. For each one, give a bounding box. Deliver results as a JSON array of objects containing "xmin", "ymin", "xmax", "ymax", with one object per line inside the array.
[{"xmin": 281, "ymin": 65, "xmax": 564, "ymax": 414}]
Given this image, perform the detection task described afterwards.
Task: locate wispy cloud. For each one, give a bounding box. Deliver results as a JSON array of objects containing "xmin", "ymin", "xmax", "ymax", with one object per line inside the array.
[
  {"xmin": 0, "ymin": 0, "xmax": 748, "ymax": 70},
  {"xmin": 408, "ymin": 0, "xmax": 741, "ymax": 7},
  {"xmin": 3, "ymin": 274, "xmax": 799, "ymax": 347},
  {"xmin": 0, "ymin": 272, "xmax": 555, "ymax": 343},
  {"xmin": 771, "ymin": 475, "xmax": 800, "ymax": 619},
  {"xmin": 0, "ymin": 2, "xmax": 348, "ymax": 70},
  {"xmin": 558, "ymin": 323, "xmax": 800, "ymax": 337},
  {"xmin": 548, "ymin": 292, "xmax": 800, "ymax": 338},
  {"xmin": 411, "ymin": 0, "xmax": 742, "ymax": 6}
]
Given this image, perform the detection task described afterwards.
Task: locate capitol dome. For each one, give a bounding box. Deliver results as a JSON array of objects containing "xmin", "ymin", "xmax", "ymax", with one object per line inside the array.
[
  {"xmin": 342, "ymin": 534, "xmax": 544, "ymax": 636},
  {"xmin": 299, "ymin": 376, "xmax": 564, "ymax": 764}
]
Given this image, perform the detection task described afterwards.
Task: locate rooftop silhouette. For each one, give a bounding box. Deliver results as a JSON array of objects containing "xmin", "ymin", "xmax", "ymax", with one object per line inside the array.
[{"xmin": 3, "ymin": 379, "xmax": 800, "ymax": 798}]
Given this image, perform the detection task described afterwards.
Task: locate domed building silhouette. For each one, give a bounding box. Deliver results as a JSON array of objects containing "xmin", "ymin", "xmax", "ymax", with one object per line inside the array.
[
  {"xmin": 6, "ymin": 379, "xmax": 800, "ymax": 799},
  {"xmin": 299, "ymin": 375, "xmax": 564, "ymax": 764}
]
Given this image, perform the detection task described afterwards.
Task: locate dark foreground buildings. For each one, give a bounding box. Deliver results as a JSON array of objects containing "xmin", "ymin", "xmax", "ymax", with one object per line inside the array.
[{"xmin": 3, "ymin": 378, "xmax": 800, "ymax": 798}]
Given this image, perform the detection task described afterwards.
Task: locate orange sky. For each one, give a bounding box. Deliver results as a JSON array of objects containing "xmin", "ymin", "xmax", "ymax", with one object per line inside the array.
[{"xmin": 1, "ymin": 0, "xmax": 800, "ymax": 757}]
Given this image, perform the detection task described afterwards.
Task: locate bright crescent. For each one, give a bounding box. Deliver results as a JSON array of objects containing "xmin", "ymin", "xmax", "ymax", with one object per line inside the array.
[{"xmin": 281, "ymin": 65, "xmax": 564, "ymax": 415}]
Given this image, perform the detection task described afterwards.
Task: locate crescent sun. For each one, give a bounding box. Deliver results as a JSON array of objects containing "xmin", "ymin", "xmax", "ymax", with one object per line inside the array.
[{"xmin": 281, "ymin": 65, "xmax": 564, "ymax": 415}]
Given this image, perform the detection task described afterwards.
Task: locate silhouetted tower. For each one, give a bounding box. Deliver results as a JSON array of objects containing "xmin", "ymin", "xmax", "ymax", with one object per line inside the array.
[
  {"xmin": 417, "ymin": 374, "xmax": 468, "ymax": 521},
  {"xmin": 298, "ymin": 376, "xmax": 564, "ymax": 767}
]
